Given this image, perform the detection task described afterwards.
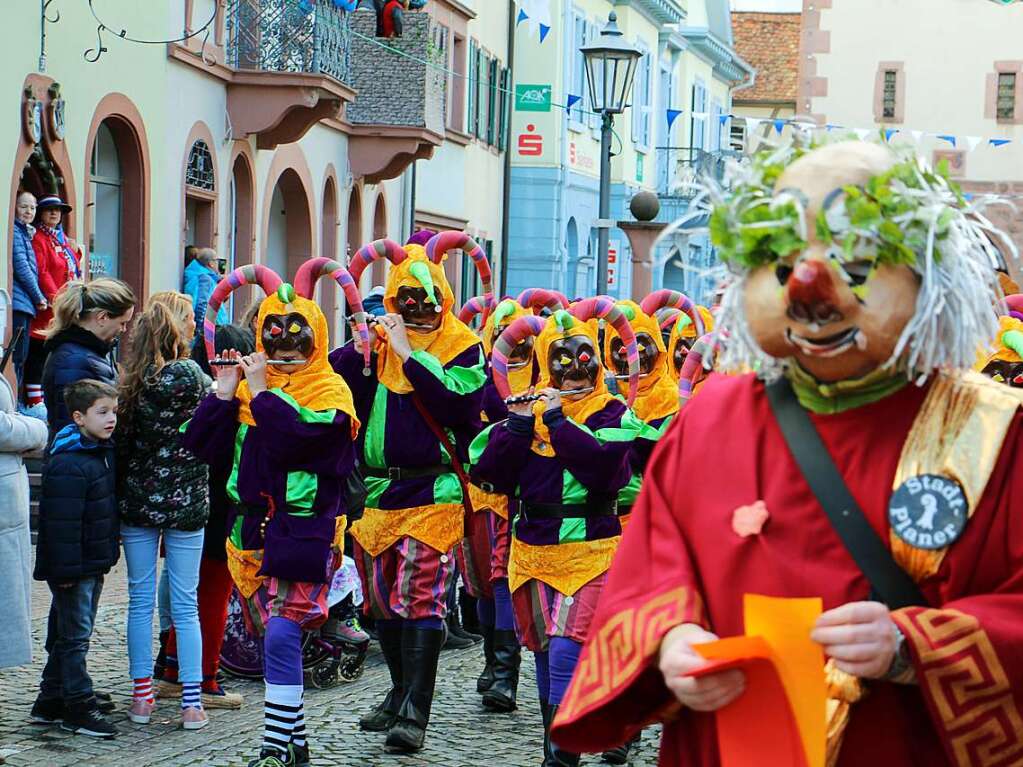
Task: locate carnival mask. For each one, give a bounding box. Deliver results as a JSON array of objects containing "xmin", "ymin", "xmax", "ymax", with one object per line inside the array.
[
  {"xmin": 739, "ymin": 143, "xmax": 921, "ymax": 382},
  {"xmin": 397, "ymin": 285, "xmax": 444, "ymax": 333},
  {"xmin": 611, "ymin": 332, "xmax": 659, "ymax": 378},
  {"xmin": 262, "ymin": 312, "xmax": 315, "ymax": 368},
  {"xmin": 981, "ymin": 359, "xmax": 1023, "ymax": 387},
  {"xmin": 548, "ymin": 335, "xmax": 600, "ymax": 393},
  {"xmin": 672, "ymin": 337, "xmax": 692, "ymax": 375}
]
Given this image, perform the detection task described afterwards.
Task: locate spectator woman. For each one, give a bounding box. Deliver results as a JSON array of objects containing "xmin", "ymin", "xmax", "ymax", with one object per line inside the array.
[
  {"xmin": 29, "ymin": 196, "xmax": 83, "ymax": 411},
  {"xmin": 0, "ymin": 342, "xmax": 49, "ymax": 671},
  {"xmin": 116, "ymin": 292, "xmax": 211, "ymax": 730},
  {"xmin": 41, "ymin": 278, "xmax": 135, "ymax": 439},
  {"xmin": 156, "ymin": 323, "xmax": 254, "ymax": 711},
  {"xmin": 10, "ymin": 190, "xmax": 47, "ymax": 413}
]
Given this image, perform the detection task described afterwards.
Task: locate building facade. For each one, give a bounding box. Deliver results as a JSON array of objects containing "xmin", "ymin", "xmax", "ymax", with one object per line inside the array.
[
  {"xmin": 800, "ymin": 0, "xmax": 1023, "ymax": 259},
  {"xmin": 505, "ymin": 0, "xmax": 750, "ymax": 304},
  {"xmin": 5, "ymin": 0, "xmax": 452, "ymax": 348},
  {"xmin": 730, "ymin": 11, "xmax": 798, "ymax": 149}
]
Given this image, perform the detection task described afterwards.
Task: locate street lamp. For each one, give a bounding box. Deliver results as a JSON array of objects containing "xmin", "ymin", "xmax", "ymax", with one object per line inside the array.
[{"xmin": 581, "ymin": 11, "xmax": 642, "ymax": 295}]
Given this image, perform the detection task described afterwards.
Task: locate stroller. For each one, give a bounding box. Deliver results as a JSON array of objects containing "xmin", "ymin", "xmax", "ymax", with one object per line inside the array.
[{"xmin": 220, "ymin": 556, "xmax": 370, "ymax": 689}]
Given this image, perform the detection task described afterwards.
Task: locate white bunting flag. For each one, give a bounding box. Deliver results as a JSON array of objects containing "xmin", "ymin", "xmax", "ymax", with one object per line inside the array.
[
  {"xmin": 854, "ymin": 128, "xmax": 873, "ymax": 141},
  {"xmin": 745, "ymin": 117, "xmax": 763, "ymax": 134},
  {"xmin": 910, "ymin": 130, "xmax": 925, "ymax": 144},
  {"xmin": 965, "ymin": 136, "xmax": 982, "ymax": 152}
]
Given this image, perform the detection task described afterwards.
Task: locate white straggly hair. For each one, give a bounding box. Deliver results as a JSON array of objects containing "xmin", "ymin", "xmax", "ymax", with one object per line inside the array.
[{"xmin": 656, "ymin": 136, "xmax": 1017, "ymax": 381}]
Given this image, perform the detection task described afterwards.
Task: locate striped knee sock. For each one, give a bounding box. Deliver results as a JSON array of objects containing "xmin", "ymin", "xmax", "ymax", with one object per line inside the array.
[
  {"xmin": 181, "ymin": 682, "xmax": 201, "ymax": 711},
  {"xmin": 292, "ymin": 695, "xmax": 307, "ymax": 749},
  {"xmin": 26, "ymin": 384, "xmax": 43, "ymax": 407},
  {"xmin": 263, "ymin": 683, "xmax": 303, "ymax": 755},
  {"xmin": 133, "ymin": 677, "xmax": 154, "ymax": 705}
]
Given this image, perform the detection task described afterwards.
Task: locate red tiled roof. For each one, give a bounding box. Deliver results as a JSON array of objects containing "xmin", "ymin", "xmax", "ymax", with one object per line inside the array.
[{"xmin": 730, "ymin": 12, "xmax": 800, "ymax": 104}]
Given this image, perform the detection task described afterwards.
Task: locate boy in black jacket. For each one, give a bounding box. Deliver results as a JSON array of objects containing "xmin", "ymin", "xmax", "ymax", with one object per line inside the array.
[{"xmin": 32, "ymin": 380, "xmax": 120, "ymax": 739}]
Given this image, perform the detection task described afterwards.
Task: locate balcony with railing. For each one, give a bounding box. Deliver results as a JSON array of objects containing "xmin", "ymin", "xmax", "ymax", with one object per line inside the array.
[{"xmin": 655, "ymin": 146, "xmax": 744, "ymax": 222}]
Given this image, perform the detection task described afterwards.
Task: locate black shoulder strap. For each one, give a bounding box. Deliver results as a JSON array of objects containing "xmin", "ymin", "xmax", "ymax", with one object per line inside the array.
[{"xmin": 765, "ymin": 377, "xmax": 926, "ymax": 610}]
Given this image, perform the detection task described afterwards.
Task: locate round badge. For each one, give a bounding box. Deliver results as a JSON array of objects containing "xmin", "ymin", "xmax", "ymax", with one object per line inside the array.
[{"xmin": 888, "ymin": 474, "xmax": 968, "ymax": 550}]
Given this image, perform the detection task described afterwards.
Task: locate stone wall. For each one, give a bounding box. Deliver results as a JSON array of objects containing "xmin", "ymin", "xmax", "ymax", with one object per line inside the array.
[{"xmin": 347, "ymin": 7, "xmax": 446, "ymax": 133}]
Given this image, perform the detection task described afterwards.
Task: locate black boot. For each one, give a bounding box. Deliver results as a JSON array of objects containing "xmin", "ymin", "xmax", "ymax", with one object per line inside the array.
[
  {"xmin": 460, "ymin": 587, "xmax": 482, "ymax": 636},
  {"xmin": 359, "ymin": 622, "xmax": 404, "ymax": 732},
  {"xmin": 601, "ymin": 733, "xmax": 640, "ymax": 765},
  {"xmin": 153, "ymin": 629, "xmax": 170, "ymax": 680},
  {"xmin": 544, "ymin": 704, "xmax": 580, "ymax": 767},
  {"xmin": 445, "ymin": 607, "xmax": 481, "ymax": 649},
  {"xmin": 481, "ymin": 629, "xmax": 520, "ymax": 712},
  {"xmin": 385, "ymin": 627, "xmax": 444, "ymax": 753},
  {"xmin": 476, "ymin": 623, "xmax": 496, "ymax": 694},
  {"xmin": 540, "ymin": 701, "xmax": 554, "ymax": 764}
]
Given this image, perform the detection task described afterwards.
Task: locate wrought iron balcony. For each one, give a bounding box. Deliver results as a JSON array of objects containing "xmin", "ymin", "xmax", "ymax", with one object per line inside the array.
[
  {"xmin": 655, "ymin": 147, "xmax": 745, "ymax": 199},
  {"xmin": 225, "ymin": 0, "xmax": 353, "ymax": 84}
]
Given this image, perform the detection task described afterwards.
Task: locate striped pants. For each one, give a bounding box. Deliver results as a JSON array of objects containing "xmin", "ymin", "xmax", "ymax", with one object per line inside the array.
[
  {"xmin": 458, "ymin": 510, "xmax": 512, "ymax": 600},
  {"xmin": 354, "ymin": 536, "xmax": 456, "ymax": 621},
  {"xmin": 512, "ymin": 574, "xmax": 608, "ymax": 653}
]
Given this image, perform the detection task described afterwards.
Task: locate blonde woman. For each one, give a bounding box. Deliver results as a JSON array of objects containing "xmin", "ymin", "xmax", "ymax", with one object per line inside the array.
[
  {"xmin": 116, "ymin": 292, "xmax": 211, "ymax": 730},
  {"xmin": 40, "ymin": 278, "xmax": 135, "ymax": 439}
]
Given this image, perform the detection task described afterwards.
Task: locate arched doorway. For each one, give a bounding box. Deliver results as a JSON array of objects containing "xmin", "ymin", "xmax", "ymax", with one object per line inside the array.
[
  {"xmin": 183, "ymin": 130, "xmax": 218, "ymax": 261},
  {"xmin": 321, "ymin": 174, "xmax": 339, "ymax": 343},
  {"xmin": 229, "ymin": 149, "xmax": 255, "ymax": 320},
  {"xmin": 264, "ymin": 168, "xmax": 313, "ymax": 282},
  {"xmin": 662, "ymin": 248, "xmax": 684, "ymax": 292},
  {"xmin": 84, "ymin": 98, "xmax": 150, "ymax": 302},
  {"xmin": 564, "ymin": 218, "xmax": 580, "ymax": 298},
  {"xmin": 347, "ymin": 186, "xmax": 364, "ymax": 289},
  {"xmin": 370, "ymin": 193, "xmax": 388, "ymax": 287}
]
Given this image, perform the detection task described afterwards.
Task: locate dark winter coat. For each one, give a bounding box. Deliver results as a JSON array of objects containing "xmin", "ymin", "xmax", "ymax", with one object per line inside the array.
[
  {"xmin": 117, "ymin": 360, "xmax": 211, "ymax": 531},
  {"xmin": 12, "ymin": 220, "xmax": 45, "ymax": 317},
  {"xmin": 42, "ymin": 325, "xmax": 117, "ymax": 440},
  {"xmin": 34, "ymin": 424, "xmax": 119, "ymax": 582}
]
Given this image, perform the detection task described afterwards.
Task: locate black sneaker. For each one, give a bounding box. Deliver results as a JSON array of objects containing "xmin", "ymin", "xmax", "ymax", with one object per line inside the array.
[
  {"xmin": 29, "ymin": 697, "xmax": 63, "ymax": 725},
  {"xmin": 61, "ymin": 702, "xmax": 117, "ymax": 739},
  {"xmin": 246, "ymin": 747, "xmax": 292, "ymax": 767},
  {"xmin": 289, "ymin": 743, "xmax": 311, "ymax": 767}
]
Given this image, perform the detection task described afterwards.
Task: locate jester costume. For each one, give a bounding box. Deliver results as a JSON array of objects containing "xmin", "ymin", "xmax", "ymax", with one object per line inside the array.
[
  {"xmin": 461, "ymin": 289, "xmax": 567, "ymax": 712},
  {"xmin": 471, "ymin": 300, "xmax": 646, "ymax": 767},
  {"xmin": 553, "ymin": 141, "xmax": 1023, "ymax": 767},
  {"xmin": 184, "ymin": 263, "xmax": 365, "ymax": 767},
  {"xmin": 330, "ymin": 233, "xmax": 489, "ymax": 753},
  {"xmin": 977, "ymin": 301, "xmax": 1023, "ymax": 386}
]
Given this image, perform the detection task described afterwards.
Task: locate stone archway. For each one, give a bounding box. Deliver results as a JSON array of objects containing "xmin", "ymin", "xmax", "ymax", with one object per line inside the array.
[
  {"xmin": 83, "ymin": 94, "xmax": 151, "ymax": 303},
  {"xmin": 347, "ymin": 185, "xmax": 364, "ymax": 290},
  {"xmin": 321, "ymin": 171, "xmax": 339, "ymax": 343},
  {"xmin": 370, "ymin": 192, "xmax": 388, "ymax": 287},
  {"xmin": 228, "ymin": 144, "xmax": 256, "ymax": 320}
]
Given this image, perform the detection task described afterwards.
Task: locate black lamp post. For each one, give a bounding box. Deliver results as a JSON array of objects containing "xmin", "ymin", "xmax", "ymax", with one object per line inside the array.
[{"xmin": 581, "ymin": 12, "xmax": 642, "ymax": 295}]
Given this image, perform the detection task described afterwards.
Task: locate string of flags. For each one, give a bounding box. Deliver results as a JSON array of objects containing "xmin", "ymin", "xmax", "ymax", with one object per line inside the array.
[{"xmin": 516, "ymin": 0, "xmax": 553, "ymax": 44}]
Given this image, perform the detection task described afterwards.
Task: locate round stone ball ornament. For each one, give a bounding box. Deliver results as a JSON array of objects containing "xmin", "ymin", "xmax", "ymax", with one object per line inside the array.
[{"xmin": 888, "ymin": 474, "xmax": 969, "ymax": 550}]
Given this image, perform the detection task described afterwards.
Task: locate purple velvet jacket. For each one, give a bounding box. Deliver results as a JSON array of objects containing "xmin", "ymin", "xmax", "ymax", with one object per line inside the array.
[
  {"xmin": 330, "ymin": 343, "xmax": 485, "ymax": 510},
  {"xmin": 470, "ymin": 399, "xmax": 639, "ymax": 547},
  {"xmin": 182, "ymin": 391, "xmax": 355, "ymax": 584}
]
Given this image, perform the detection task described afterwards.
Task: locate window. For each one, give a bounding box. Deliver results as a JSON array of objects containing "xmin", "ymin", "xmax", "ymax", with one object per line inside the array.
[
  {"xmin": 882, "ymin": 69, "xmax": 897, "ymax": 119},
  {"xmin": 632, "ymin": 49, "xmax": 652, "ymax": 149},
  {"xmin": 729, "ymin": 121, "xmax": 746, "ymax": 152},
  {"xmin": 451, "ymin": 34, "xmax": 466, "ymax": 131},
  {"xmin": 497, "ymin": 67, "xmax": 511, "ymax": 152},
  {"xmin": 570, "ymin": 13, "xmax": 587, "ymax": 125},
  {"xmin": 710, "ymin": 100, "xmax": 723, "ymax": 151},
  {"xmin": 186, "ymin": 140, "xmax": 215, "ymax": 191},
  {"xmin": 998, "ymin": 72, "xmax": 1017, "ymax": 120},
  {"xmin": 468, "ymin": 40, "xmax": 481, "ymax": 138},
  {"xmin": 690, "ymin": 82, "xmax": 707, "ymax": 153},
  {"xmin": 486, "ymin": 57, "xmax": 498, "ymax": 146}
]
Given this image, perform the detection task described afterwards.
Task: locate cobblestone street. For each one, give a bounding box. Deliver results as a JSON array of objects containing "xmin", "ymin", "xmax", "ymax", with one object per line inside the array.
[{"xmin": 0, "ymin": 560, "xmax": 660, "ymax": 766}]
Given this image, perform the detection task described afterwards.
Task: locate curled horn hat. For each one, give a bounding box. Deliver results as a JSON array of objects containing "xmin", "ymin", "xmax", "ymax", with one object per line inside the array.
[
  {"xmin": 640, "ymin": 289, "xmax": 706, "ymax": 338},
  {"xmin": 294, "ymin": 258, "xmax": 372, "ymax": 375},
  {"xmin": 426, "ymin": 231, "xmax": 494, "ymax": 325},
  {"xmin": 678, "ymin": 332, "xmax": 716, "ymax": 405},
  {"xmin": 516, "ymin": 288, "xmax": 570, "ymax": 314},
  {"xmin": 203, "ymin": 264, "xmax": 283, "ymax": 363},
  {"xmin": 457, "ymin": 294, "xmax": 497, "ymax": 325},
  {"xmin": 492, "ymin": 296, "xmax": 641, "ymax": 406},
  {"xmin": 347, "ymin": 238, "xmax": 409, "ymax": 283}
]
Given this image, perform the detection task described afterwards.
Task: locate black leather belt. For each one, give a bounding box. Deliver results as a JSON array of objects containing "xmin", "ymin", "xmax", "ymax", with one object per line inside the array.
[
  {"xmin": 520, "ymin": 498, "xmax": 618, "ymax": 520},
  {"xmin": 364, "ymin": 465, "xmax": 451, "ymax": 481}
]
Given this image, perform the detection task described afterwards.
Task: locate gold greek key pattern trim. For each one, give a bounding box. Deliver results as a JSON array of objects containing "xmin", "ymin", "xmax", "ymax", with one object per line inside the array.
[
  {"xmin": 558, "ymin": 587, "xmax": 704, "ymax": 721},
  {"xmin": 895, "ymin": 607, "xmax": 1023, "ymax": 767},
  {"xmin": 891, "ymin": 371, "xmax": 1022, "ymax": 581}
]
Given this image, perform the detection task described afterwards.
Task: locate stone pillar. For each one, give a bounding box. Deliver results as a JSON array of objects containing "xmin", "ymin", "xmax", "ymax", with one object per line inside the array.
[{"xmin": 619, "ymin": 192, "xmax": 666, "ymax": 301}]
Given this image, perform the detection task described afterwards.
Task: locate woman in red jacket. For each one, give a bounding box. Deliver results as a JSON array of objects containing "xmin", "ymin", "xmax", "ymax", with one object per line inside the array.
[{"xmin": 28, "ymin": 196, "xmax": 82, "ymax": 409}]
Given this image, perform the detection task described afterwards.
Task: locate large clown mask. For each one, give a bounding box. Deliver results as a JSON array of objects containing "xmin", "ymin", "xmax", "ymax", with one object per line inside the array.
[
  {"xmin": 549, "ymin": 335, "xmax": 600, "ymax": 396},
  {"xmin": 742, "ymin": 142, "xmax": 920, "ymax": 383},
  {"xmin": 396, "ymin": 284, "xmax": 445, "ymax": 333},
  {"xmin": 262, "ymin": 311, "xmax": 315, "ymax": 371}
]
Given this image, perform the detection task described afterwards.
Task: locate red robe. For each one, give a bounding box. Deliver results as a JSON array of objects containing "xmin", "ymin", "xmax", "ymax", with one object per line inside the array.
[{"xmin": 552, "ymin": 372, "xmax": 1023, "ymax": 767}]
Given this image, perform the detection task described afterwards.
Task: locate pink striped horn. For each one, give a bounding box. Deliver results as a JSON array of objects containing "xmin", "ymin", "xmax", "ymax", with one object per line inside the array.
[
  {"xmin": 457, "ymin": 294, "xmax": 497, "ymax": 326},
  {"xmin": 640, "ymin": 289, "xmax": 705, "ymax": 338},
  {"xmin": 294, "ymin": 258, "xmax": 372, "ymax": 375},
  {"xmin": 655, "ymin": 307, "xmax": 683, "ymax": 331},
  {"xmin": 516, "ymin": 288, "xmax": 569, "ymax": 314},
  {"xmin": 492, "ymin": 315, "xmax": 548, "ymax": 400},
  {"xmin": 426, "ymin": 231, "xmax": 494, "ymax": 326},
  {"xmin": 569, "ymin": 297, "xmax": 640, "ymax": 407},
  {"xmin": 348, "ymin": 239, "xmax": 408, "ymax": 284},
  {"xmin": 203, "ymin": 264, "xmax": 283, "ymax": 364},
  {"xmin": 678, "ymin": 332, "xmax": 716, "ymax": 406}
]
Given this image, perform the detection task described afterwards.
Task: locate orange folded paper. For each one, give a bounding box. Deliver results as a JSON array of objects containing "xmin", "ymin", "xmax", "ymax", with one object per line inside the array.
[{"xmin": 692, "ymin": 594, "xmax": 826, "ymax": 767}]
